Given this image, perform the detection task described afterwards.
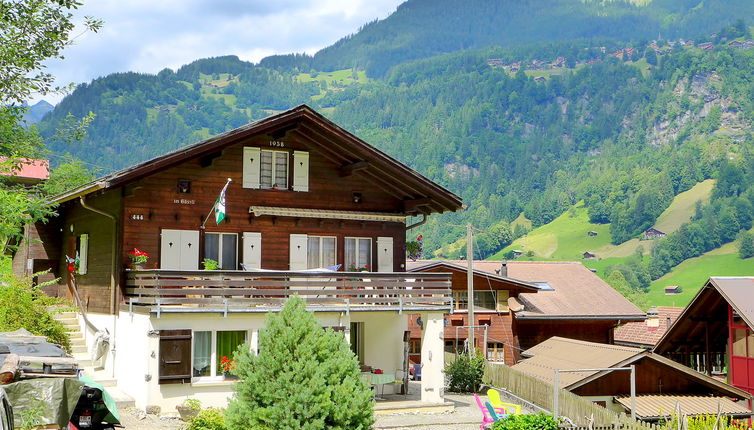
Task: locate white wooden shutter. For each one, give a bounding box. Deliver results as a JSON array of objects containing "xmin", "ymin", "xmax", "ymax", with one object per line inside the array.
[
  {"xmin": 78, "ymin": 234, "xmax": 89, "ymax": 275},
  {"xmin": 289, "ymin": 234, "xmax": 308, "ymax": 270},
  {"xmin": 180, "ymin": 230, "xmax": 200, "ymax": 270},
  {"xmin": 496, "ymin": 290, "xmax": 510, "ymax": 313},
  {"xmin": 160, "ymin": 229, "xmax": 182, "ymax": 270},
  {"xmin": 292, "ymin": 151, "xmax": 309, "ymax": 192},
  {"xmin": 243, "ymin": 147, "xmax": 261, "ymax": 189},
  {"xmin": 242, "ymin": 232, "xmax": 262, "ymax": 270},
  {"xmin": 377, "ymin": 237, "xmax": 394, "ymax": 272}
]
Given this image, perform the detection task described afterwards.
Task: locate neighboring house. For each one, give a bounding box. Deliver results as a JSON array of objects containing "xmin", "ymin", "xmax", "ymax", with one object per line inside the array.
[
  {"xmin": 642, "ymin": 228, "xmax": 666, "ymax": 240},
  {"xmin": 0, "ymin": 157, "xmax": 49, "ymax": 186},
  {"xmin": 512, "ymin": 337, "xmax": 752, "ymax": 421},
  {"xmin": 13, "ymin": 105, "xmax": 463, "ymax": 411},
  {"xmin": 614, "ymin": 306, "xmax": 684, "ymax": 349},
  {"xmin": 664, "ymin": 285, "xmax": 681, "ymax": 295},
  {"xmin": 407, "ymin": 260, "xmax": 645, "ymax": 364},
  {"xmin": 582, "ymin": 251, "xmax": 596, "ymax": 259},
  {"xmin": 405, "ymin": 261, "xmax": 541, "ymax": 365},
  {"xmin": 655, "ymin": 277, "xmax": 754, "ymax": 398}
]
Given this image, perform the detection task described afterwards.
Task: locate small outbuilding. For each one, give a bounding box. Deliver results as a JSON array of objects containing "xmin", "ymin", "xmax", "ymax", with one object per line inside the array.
[{"xmin": 642, "ymin": 228, "xmax": 666, "ymax": 240}]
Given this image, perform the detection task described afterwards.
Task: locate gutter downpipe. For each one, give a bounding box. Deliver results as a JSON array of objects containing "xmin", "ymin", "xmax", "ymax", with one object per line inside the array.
[
  {"xmin": 79, "ymin": 196, "xmax": 118, "ymax": 379},
  {"xmin": 406, "ymin": 214, "xmax": 427, "ymax": 231}
]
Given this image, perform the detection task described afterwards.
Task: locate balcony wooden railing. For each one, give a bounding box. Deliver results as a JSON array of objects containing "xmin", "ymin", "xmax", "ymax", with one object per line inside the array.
[{"xmin": 124, "ymin": 270, "xmax": 452, "ymax": 315}]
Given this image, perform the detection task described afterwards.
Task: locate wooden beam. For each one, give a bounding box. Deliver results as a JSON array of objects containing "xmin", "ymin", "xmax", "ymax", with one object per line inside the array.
[
  {"xmin": 403, "ymin": 197, "xmax": 432, "ymax": 212},
  {"xmin": 339, "ymin": 160, "xmax": 369, "ymax": 177}
]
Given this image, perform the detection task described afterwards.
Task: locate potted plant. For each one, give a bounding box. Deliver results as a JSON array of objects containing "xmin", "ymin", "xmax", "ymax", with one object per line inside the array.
[
  {"xmin": 176, "ymin": 398, "xmax": 201, "ymax": 421},
  {"xmin": 220, "ymin": 355, "xmax": 237, "ymax": 379},
  {"xmin": 406, "ymin": 235, "xmax": 424, "ymax": 261},
  {"xmin": 272, "ymin": 183, "xmax": 279, "ymax": 190},
  {"xmin": 127, "ymin": 248, "xmax": 149, "ymax": 270},
  {"xmin": 202, "ymin": 258, "xmax": 219, "ymax": 270}
]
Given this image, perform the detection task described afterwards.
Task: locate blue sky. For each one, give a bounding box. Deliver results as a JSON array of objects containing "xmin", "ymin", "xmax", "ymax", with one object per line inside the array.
[{"xmin": 39, "ymin": 0, "xmax": 403, "ymax": 104}]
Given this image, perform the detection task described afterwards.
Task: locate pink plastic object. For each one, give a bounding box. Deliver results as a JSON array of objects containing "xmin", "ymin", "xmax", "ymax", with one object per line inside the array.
[{"xmin": 473, "ymin": 393, "xmax": 495, "ymax": 430}]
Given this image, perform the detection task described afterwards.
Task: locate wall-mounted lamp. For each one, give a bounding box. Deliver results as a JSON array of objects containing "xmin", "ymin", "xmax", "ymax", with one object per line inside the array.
[
  {"xmin": 352, "ymin": 192, "xmax": 362, "ymax": 204},
  {"xmin": 69, "ymin": 224, "xmax": 74, "ymax": 233},
  {"xmin": 416, "ymin": 316, "xmax": 423, "ymax": 330}
]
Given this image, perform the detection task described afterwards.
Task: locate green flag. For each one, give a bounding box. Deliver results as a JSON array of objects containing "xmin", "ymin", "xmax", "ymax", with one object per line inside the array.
[{"xmin": 214, "ymin": 180, "xmax": 231, "ymax": 225}]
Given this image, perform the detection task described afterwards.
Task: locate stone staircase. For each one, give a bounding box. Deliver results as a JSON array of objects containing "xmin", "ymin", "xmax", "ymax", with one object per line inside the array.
[{"xmin": 53, "ymin": 311, "xmax": 135, "ymax": 409}]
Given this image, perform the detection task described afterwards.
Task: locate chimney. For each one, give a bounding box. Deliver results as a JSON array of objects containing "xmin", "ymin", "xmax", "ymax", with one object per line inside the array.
[
  {"xmin": 646, "ymin": 306, "xmax": 659, "ymax": 329},
  {"xmin": 500, "ymin": 261, "xmax": 508, "ymax": 277}
]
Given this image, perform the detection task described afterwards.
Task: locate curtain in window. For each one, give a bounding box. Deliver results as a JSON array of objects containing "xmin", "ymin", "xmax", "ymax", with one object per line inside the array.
[
  {"xmin": 260, "ymin": 151, "xmax": 273, "ymax": 188},
  {"xmin": 307, "ymin": 237, "xmax": 320, "ymax": 269},
  {"xmin": 221, "ymin": 234, "xmax": 237, "ymax": 270},
  {"xmin": 274, "ymin": 152, "xmax": 288, "ymax": 188},
  {"xmin": 358, "ymin": 239, "xmax": 371, "ymax": 269},
  {"xmin": 193, "ymin": 331, "xmax": 211, "ymax": 377},
  {"xmin": 322, "ymin": 237, "xmax": 336, "ymax": 267},
  {"xmin": 216, "ymin": 331, "xmax": 246, "ymax": 375},
  {"xmin": 204, "ymin": 234, "xmax": 220, "ymax": 263},
  {"xmin": 345, "ymin": 238, "xmax": 356, "ymax": 270}
]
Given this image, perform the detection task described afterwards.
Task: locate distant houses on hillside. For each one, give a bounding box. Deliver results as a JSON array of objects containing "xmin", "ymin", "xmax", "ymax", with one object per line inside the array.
[{"xmin": 642, "ymin": 227, "xmax": 666, "ymax": 240}]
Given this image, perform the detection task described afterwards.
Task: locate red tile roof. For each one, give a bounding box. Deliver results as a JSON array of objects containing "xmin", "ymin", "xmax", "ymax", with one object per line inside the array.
[
  {"xmin": 614, "ymin": 307, "xmax": 684, "ymax": 347},
  {"xmin": 0, "ymin": 158, "xmax": 49, "ymax": 180}
]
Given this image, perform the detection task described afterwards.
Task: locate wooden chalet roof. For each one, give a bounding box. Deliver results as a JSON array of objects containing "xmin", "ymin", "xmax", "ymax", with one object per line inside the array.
[
  {"xmin": 405, "ymin": 260, "xmax": 541, "ymax": 292},
  {"xmin": 409, "ymin": 260, "xmax": 644, "ymax": 320},
  {"xmin": 512, "ymin": 337, "xmax": 750, "ymax": 399},
  {"xmin": 51, "ymin": 105, "xmax": 463, "ymax": 215},
  {"xmin": 614, "ymin": 307, "xmax": 684, "ymax": 348},
  {"xmin": 655, "ymin": 277, "xmax": 754, "ymax": 354}
]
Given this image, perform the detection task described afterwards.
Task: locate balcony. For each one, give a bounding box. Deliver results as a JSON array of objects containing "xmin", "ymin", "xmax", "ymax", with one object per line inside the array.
[{"xmin": 124, "ymin": 270, "xmax": 452, "ymax": 316}]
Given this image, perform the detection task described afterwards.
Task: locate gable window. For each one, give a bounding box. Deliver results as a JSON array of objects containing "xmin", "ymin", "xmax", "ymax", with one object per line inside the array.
[
  {"xmin": 193, "ymin": 330, "xmax": 247, "ymax": 381},
  {"xmin": 260, "ymin": 150, "xmax": 288, "ymax": 189},
  {"xmin": 345, "ymin": 237, "xmax": 371, "ymax": 271},
  {"xmin": 307, "ymin": 236, "xmax": 336, "ymax": 269},
  {"xmin": 204, "ymin": 232, "xmax": 237, "ymax": 270}
]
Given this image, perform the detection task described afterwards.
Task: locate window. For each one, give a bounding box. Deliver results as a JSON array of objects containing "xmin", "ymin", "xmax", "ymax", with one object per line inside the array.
[
  {"xmin": 204, "ymin": 233, "xmax": 237, "ymax": 270},
  {"xmin": 350, "ymin": 322, "xmax": 365, "ymax": 364},
  {"xmin": 345, "ymin": 237, "xmax": 371, "ymax": 271},
  {"xmin": 193, "ymin": 330, "xmax": 247, "ymax": 381},
  {"xmin": 307, "ymin": 236, "xmax": 336, "ymax": 269},
  {"xmin": 487, "ymin": 342, "xmax": 504, "ymax": 362},
  {"xmin": 732, "ymin": 328, "xmax": 747, "ymax": 357},
  {"xmin": 260, "ymin": 150, "xmax": 288, "ymax": 189},
  {"xmin": 445, "ymin": 340, "xmax": 463, "ymax": 353},
  {"xmin": 453, "ymin": 291, "xmax": 497, "ymax": 311}
]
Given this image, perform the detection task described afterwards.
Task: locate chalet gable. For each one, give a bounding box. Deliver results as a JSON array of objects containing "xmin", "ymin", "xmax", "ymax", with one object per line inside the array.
[{"xmin": 53, "ymin": 105, "xmax": 462, "ymax": 216}]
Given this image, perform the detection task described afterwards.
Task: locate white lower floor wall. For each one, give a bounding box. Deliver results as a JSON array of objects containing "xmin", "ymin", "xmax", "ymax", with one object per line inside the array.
[
  {"xmin": 78, "ymin": 312, "xmax": 118, "ymax": 376},
  {"xmin": 102, "ymin": 309, "xmax": 444, "ymax": 412}
]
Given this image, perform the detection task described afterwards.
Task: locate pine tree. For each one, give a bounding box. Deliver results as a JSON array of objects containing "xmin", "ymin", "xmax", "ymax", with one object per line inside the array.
[
  {"xmin": 226, "ymin": 296, "xmax": 374, "ymax": 430},
  {"xmin": 739, "ymin": 231, "xmax": 754, "ymax": 259}
]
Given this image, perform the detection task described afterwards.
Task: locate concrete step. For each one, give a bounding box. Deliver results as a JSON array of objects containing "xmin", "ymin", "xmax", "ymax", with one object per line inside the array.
[
  {"xmin": 71, "ymin": 345, "xmax": 88, "ymax": 354},
  {"xmin": 102, "ymin": 386, "xmax": 134, "ymax": 409}
]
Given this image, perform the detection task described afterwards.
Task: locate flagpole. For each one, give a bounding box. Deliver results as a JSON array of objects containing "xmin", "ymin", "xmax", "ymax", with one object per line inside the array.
[{"xmin": 201, "ymin": 178, "xmax": 232, "ymax": 230}]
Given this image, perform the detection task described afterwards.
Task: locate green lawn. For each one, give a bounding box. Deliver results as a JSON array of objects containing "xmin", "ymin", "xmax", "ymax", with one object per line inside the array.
[
  {"xmin": 648, "ymin": 253, "xmax": 754, "ymax": 306},
  {"xmin": 654, "ymin": 179, "xmax": 714, "ymax": 234},
  {"xmin": 491, "ymin": 202, "xmax": 611, "ymax": 260}
]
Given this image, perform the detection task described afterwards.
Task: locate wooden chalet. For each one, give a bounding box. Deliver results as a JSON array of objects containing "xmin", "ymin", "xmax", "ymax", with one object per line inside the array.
[
  {"xmin": 512, "ymin": 337, "xmax": 752, "ymax": 421},
  {"xmin": 407, "ymin": 260, "xmax": 645, "ymax": 365},
  {"xmin": 14, "ymin": 105, "xmax": 463, "ymax": 411},
  {"xmin": 655, "ymin": 277, "xmax": 754, "ymax": 399},
  {"xmin": 642, "ymin": 228, "xmax": 666, "ymax": 240}
]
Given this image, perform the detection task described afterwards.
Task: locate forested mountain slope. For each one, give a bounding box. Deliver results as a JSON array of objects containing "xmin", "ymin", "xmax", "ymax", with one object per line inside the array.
[
  {"xmin": 263, "ymin": 0, "xmax": 754, "ymax": 77},
  {"xmin": 36, "ymin": 1, "xmax": 754, "ymax": 305}
]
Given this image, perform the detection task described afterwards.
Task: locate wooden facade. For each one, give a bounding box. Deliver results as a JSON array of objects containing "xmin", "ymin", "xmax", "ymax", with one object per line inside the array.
[{"xmin": 14, "ymin": 106, "xmax": 462, "ymax": 315}]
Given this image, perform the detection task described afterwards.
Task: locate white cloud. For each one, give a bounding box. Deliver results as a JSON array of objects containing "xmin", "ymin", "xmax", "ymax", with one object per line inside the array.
[{"xmin": 37, "ymin": 0, "xmax": 403, "ymax": 104}]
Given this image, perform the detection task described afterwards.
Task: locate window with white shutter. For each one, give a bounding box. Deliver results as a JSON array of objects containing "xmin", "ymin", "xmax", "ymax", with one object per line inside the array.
[
  {"xmin": 292, "ymin": 151, "xmax": 309, "ymax": 192},
  {"xmin": 242, "ymin": 232, "xmax": 262, "ymax": 270},
  {"xmin": 242, "ymin": 147, "xmax": 261, "ymax": 189},
  {"xmin": 377, "ymin": 237, "xmax": 393, "ymax": 272},
  {"xmin": 160, "ymin": 229, "xmax": 199, "ymax": 270},
  {"xmin": 77, "ymin": 234, "xmax": 89, "ymax": 275},
  {"xmin": 289, "ymin": 234, "xmax": 308, "ymax": 270}
]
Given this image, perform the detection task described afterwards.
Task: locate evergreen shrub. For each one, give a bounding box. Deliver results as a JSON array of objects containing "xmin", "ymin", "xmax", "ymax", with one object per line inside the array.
[
  {"xmin": 445, "ymin": 352, "xmax": 485, "ymax": 393},
  {"xmin": 225, "ymin": 296, "xmax": 374, "ymax": 430},
  {"xmin": 491, "ymin": 413, "xmax": 557, "ymax": 430}
]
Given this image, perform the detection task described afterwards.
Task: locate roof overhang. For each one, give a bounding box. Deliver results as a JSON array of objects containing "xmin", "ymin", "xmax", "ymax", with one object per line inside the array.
[
  {"xmin": 49, "ymin": 105, "xmax": 463, "ymax": 214},
  {"xmin": 515, "ymin": 314, "xmax": 646, "ymax": 321},
  {"xmin": 249, "ymin": 206, "xmax": 407, "ymax": 223}
]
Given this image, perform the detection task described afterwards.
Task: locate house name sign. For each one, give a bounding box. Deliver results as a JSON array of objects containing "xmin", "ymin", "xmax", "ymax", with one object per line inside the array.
[{"xmin": 173, "ymin": 199, "xmax": 196, "ymax": 205}]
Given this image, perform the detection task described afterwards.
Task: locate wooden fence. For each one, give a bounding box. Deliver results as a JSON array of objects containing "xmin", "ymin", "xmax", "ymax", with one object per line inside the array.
[{"xmin": 483, "ymin": 363, "xmax": 661, "ymax": 429}]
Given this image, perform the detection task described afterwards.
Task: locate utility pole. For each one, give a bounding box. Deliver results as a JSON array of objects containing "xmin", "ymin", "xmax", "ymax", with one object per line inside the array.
[{"xmin": 466, "ymin": 223, "xmax": 475, "ymax": 354}]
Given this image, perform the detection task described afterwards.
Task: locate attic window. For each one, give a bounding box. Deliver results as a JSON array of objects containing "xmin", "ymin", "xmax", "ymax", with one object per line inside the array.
[
  {"xmin": 260, "ymin": 150, "xmax": 288, "ymax": 189},
  {"xmin": 533, "ymin": 282, "xmax": 555, "ymax": 291}
]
